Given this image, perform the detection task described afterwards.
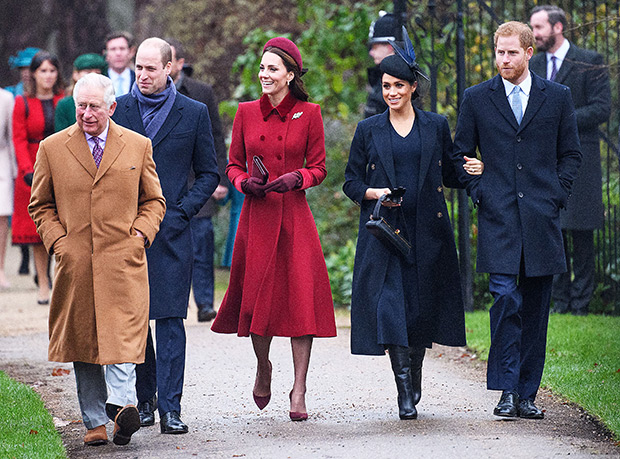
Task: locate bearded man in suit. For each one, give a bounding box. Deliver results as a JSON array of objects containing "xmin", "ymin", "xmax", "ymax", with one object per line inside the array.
[
  {"xmin": 453, "ymin": 21, "xmax": 581, "ymax": 419},
  {"xmin": 112, "ymin": 37, "xmax": 219, "ymax": 434},
  {"xmin": 29, "ymin": 73, "xmax": 166, "ymax": 447},
  {"xmin": 530, "ymin": 5, "xmax": 611, "ymax": 316}
]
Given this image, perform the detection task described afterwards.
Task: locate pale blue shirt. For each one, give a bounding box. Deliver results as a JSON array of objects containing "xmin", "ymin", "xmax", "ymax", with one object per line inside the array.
[
  {"xmin": 108, "ymin": 68, "xmax": 132, "ymax": 96},
  {"xmin": 502, "ymin": 72, "xmax": 532, "ymax": 120},
  {"xmin": 545, "ymin": 38, "xmax": 570, "ymax": 79}
]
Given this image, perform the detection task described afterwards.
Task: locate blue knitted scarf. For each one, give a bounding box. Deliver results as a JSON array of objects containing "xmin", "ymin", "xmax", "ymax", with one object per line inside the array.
[{"xmin": 131, "ymin": 76, "xmax": 177, "ymax": 140}]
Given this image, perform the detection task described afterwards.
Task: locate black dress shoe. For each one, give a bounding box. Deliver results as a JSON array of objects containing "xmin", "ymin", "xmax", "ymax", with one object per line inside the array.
[
  {"xmin": 197, "ymin": 307, "xmax": 217, "ymax": 322},
  {"xmin": 138, "ymin": 397, "xmax": 157, "ymax": 427},
  {"xmin": 493, "ymin": 391, "xmax": 519, "ymax": 417},
  {"xmin": 113, "ymin": 405, "xmax": 141, "ymax": 446},
  {"xmin": 160, "ymin": 411, "xmax": 188, "ymax": 434},
  {"xmin": 518, "ymin": 399, "xmax": 544, "ymax": 419}
]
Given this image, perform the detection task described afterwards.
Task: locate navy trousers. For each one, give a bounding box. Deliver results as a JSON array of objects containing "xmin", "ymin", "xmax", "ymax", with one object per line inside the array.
[
  {"xmin": 487, "ymin": 271, "xmax": 552, "ymax": 401},
  {"xmin": 136, "ymin": 317, "xmax": 186, "ymax": 415},
  {"xmin": 190, "ymin": 216, "xmax": 215, "ymax": 310}
]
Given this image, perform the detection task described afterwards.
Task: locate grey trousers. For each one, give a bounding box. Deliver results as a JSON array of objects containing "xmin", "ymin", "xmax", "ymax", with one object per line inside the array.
[{"xmin": 73, "ymin": 361, "xmax": 137, "ymax": 429}]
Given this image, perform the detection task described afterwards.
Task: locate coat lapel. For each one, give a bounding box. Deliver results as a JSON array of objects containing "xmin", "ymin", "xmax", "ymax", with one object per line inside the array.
[
  {"xmin": 518, "ymin": 73, "xmax": 546, "ymax": 132},
  {"xmin": 552, "ymin": 44, "xmax": 576, "ymax": 85},
  {"xmin": 94, "ymin": 120, "xmax": 125, "ymax": 185},
  {"xmin": 416, "ymin": 109, "xmax": 433, "ymax": 193},
  {"xmin": 151, "ymin": 95, "xmax": 183, "ymax": 148},
  {"xmin": 123, "ymin": 96, "xmax": 147, "ymax": 137},
  {"xmin": 371, "ymin": 112, "xmax": 396, "ymax": 188},
  {"xmin": 65, "ymin": 125, "xmax": 97, "ymax": 178},
  {"xmin": 488, "ymin": 75, "xmax": 520, "ymax": 130}
]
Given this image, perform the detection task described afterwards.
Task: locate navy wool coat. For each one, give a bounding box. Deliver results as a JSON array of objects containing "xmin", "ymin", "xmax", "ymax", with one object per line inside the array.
[
  {"xmin": 113, "ymin": 92, "xmax": 220, "ymax": 319},
  {"xmin": 531, "ymin": 44, "xmax": 611, "ymax": 230},
  {"xmin": 453, "ymin": 73, "xmax": 582, "ymax": 277},
  {"xmin": 344, "ymin": 109, "xmax": 466, "ymax": 356}
]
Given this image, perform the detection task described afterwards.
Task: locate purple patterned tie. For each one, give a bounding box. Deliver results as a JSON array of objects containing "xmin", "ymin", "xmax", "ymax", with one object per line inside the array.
[
  {"xmin": 549, "ymin": 56, "xmax": 558, "ymax": 81},
  {"xmin": 91, "ymin": 137, "xmax": 103, "ymax": 168}
]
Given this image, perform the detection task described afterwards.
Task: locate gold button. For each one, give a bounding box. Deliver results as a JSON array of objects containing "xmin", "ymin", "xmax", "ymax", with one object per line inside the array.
[
  {"xmin": 437, "ymin": 186, "xmax": 443, "ymax": 192},
  {"xmin": 437, "ymin": 212, "xmax": 443, "ymax": 218}
]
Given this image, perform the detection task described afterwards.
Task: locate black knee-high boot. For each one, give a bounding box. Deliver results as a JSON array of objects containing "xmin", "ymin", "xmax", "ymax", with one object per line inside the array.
[
  {"xmin": 409, "ymin": 347, "xmax": 425, "ymax": 406},
  {"xmin": 387, "ymin": 345, "xmax": 417, "ymax": 420}
]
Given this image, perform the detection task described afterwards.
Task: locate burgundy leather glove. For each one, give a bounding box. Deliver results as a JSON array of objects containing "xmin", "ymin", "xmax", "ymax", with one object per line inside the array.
[
  {"xmin": 264, "ymin": 171, "xmax": 302, "ymax": 194},
  {"xmin": 241, "ymin": 177, "xmax": 268, "ymax": 198}
]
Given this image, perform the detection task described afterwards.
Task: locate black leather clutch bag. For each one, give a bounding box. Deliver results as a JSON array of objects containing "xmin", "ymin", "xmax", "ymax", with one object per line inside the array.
[{"xmin": 365, "ymin": 194, "xmax": 411, "ymax": 256}]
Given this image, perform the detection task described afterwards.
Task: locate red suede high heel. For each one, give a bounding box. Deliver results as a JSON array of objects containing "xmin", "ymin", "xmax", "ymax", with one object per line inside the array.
[
  {"xmin": 289, "ymin": 391, "xmax": 308, "ymax": 421},
  {"xmin": 252, "ymin": 361, "xmax": 272, "ymax": 410}
]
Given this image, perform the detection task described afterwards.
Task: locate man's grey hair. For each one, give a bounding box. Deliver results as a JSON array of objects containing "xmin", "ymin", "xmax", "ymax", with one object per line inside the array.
[{"xmin": 73, "ymin": 73, "xmax": 116, "ymax": 109}]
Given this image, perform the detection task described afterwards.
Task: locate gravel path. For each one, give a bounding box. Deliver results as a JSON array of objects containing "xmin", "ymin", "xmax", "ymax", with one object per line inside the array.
[{"xmin": 1, "ymin": 244, "xmax": 618, "ymax": 458}]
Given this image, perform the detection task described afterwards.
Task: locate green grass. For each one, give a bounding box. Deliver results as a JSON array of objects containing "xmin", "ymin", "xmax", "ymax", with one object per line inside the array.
[
  {"xmin": 465, "ymin": 311, "xmax": 620, "ymax": 439},
  {"xmin": 0, "ymin": 371, "xmax": 66, "ymax": 459}
]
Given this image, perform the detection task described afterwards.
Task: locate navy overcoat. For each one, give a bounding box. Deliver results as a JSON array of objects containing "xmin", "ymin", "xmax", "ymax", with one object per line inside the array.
[
  {"xmin": 343, "ymin": 109, "xmax": 466, "ymax": 356},
  {"xmin": 453, "ymin": 73, "xmax": 582, "ymax": 277},
  {"xmin": 113, "ymin": 92, "xmax": 219, "ymax": 319},
  {"xmin": 531, "ymin": 44, "xmax": 611, "ymax": 230}
]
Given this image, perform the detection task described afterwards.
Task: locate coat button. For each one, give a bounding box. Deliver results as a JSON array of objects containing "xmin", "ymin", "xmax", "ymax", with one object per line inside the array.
[
  {"xmin": 517, "ymin": 163, "xmax": 523, "ymax": 170},
  {"xmin": 516, "ymin": 136, "xmax": 522, "ymax": 142},
  {"xmin": 278, "ymin": 135, "xmax": 283, "ymax": 141},
  {"xmin": 260, "ymin": 135, "xmax": 265, "ymax": 141},
  {"xmin": 370, "ymin": 163, "xmax": 376, "ymax": 170},
  {"xmin": 437, "ymin": 186, "xmax": 443, "ymax": 193},
  {"xmin": 438, "ymin": 160, "xmax": 442, "ymax": 166},
  {"xmin": 437, "ymin": 212, "xmax": 443, "ymax": 218},
  {"xmin": 518, "ymin": 192, "xmax": 524, "ymax": 198},
  {"xmin": 276, "ymin": 155, "xmax": 282, "ymax": 160}
]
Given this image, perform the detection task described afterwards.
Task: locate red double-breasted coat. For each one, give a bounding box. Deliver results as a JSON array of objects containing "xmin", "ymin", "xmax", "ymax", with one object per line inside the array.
[
  {"xmin": 212, "ymin": 93, "xmax": 336, "ymax": 338},
  {"xmin": 12, "ymin": 94, "xmax": 63, "ymax": 244}
]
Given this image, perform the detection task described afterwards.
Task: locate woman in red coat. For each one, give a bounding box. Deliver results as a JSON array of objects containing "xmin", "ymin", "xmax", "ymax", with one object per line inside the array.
[
  {"xmin": 12, "ymin": 51, "xmax": 64, "ymax": 304},
  {"xmin": 212, "ymin": 37, "xmax": 336, "ymax": 421}
]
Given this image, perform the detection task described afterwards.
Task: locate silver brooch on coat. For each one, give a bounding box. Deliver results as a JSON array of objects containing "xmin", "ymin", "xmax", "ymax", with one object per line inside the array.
[{"xmin": 292, "ymin": 112, "xmax": 303, "ymax": 120}]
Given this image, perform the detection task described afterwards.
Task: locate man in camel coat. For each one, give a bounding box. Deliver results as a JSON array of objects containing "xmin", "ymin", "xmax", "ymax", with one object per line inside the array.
[{"xmin": 29, "ymin": 73, "xmax": 166, "ymax": 447}]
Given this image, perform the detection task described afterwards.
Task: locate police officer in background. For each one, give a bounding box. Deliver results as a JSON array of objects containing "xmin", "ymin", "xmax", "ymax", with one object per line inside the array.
[{"xmin": 364, "ymin": 12, "xmax": 400, "ymax": 118}]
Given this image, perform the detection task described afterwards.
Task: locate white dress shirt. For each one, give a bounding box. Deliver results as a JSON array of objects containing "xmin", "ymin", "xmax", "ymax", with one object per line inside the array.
[
  {"xmin": 546, "ymin": 38, "xmax": 570, "ymax": 79},
  {"xmin": 108, "ymin": 68, "xmax": 132, "ymax": 96},
  {"xmin": 502, "ymin": 72, "xmax": 532, "ymax": 120}
]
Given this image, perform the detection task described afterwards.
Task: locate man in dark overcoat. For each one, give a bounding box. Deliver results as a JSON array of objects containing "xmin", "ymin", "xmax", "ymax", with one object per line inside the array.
[
  {"xmin": 112, "ymin": 37, "xmax": 219, "ymax": 434},
  {"xmin": 530, "ymin": 5, "xmax": 611, "ymax": 315},
  {"xmin": 167, "ymin": 38, "xmax": 229, "ymax": 322},
  {"xmin": 453, "ymin": 22, "xmax": 581, "ymax": 419}
]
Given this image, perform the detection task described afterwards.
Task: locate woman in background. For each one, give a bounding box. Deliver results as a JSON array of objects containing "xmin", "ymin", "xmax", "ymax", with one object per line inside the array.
[{"xmin": 12, "ymin": 51, "xmax": 64, "ymax": 304}]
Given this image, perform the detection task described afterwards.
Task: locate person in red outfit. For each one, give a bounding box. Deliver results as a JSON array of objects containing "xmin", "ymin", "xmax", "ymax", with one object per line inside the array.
[
  {"xmin": 12, "ymin": 51, "xmax": 64, "ymax": 304},
  {"xmin": 211, "ymin": 37, "xmax": 336, "ymax": 421}
]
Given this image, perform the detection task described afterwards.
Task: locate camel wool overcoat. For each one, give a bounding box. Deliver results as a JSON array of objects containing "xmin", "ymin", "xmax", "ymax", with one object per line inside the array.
[{"xmin": 28, "ymin": 121, "xmax": 166, "ymax": 365}]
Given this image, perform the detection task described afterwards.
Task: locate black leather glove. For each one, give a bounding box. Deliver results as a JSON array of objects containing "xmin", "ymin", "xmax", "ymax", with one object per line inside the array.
[{"xmin": 23, "ymin": 173, "xmax": 33, "ymax": 187}]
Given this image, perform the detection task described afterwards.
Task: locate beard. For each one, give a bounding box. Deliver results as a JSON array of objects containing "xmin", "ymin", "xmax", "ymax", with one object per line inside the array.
[
  {"xmin": 496, "ymin": 57, "xmax": 528, "ymax": 84},
  {"xmin": 536, "ymin": 34, "xmax": 556, "ymax": 52}
]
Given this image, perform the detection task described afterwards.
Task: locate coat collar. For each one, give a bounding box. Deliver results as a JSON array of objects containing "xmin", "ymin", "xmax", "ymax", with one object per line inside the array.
[
  {"xmin": 121, "ymin": 93, "xmax": 183, "ymax": 148},
  {"xmin": 488, "ymin": 72, "xmax": 546, "ymax": 133},
  {"xmin": 551, "ymin": 43, "xmax": 577, "ymax": 85},
  {"xmin": 65, "ymin": 120, "xmax": 126, "ymax": 182},
  {"xmin": 370, "ymin": 108, "xmax": 434, "ymax": 191},
  {"xmin": 259, "ymin": 92, "xmax": 298, "ymax": 121}
]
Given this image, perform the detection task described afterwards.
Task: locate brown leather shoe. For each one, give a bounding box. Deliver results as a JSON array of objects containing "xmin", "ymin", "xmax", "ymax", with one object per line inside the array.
[
  {"xmin": 84, "ymin": 425, "xmax": 108, "ymax": 446},
  {"xmin": 113, "ymin": 404, "xmax": 141, "ymax": 445}
]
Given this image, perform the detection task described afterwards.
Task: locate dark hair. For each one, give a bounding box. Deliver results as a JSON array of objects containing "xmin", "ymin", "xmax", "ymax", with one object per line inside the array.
[
  {"xmin": 531, "ymin": 5, "xmax": 568, "ymax": 31},
  {"xmin": 263, "ymin": 46, "xmax": 309, "ymax": 102},
  {"xmin": 105, "ymin": 31, "xmax": 135, "ymax": 49},
  {"xmin": 165, "ymin": 37, "xmax": 185, "ymax": 60},
  {"xmin": 27, "ymin": 51, "xmax": 64, "ymax": 97}
]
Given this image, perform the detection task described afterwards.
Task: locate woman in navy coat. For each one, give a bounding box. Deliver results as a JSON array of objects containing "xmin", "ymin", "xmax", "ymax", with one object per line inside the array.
[{"xmin": 343, "ymin": 31, "xmax": 482, "ymax": 420}]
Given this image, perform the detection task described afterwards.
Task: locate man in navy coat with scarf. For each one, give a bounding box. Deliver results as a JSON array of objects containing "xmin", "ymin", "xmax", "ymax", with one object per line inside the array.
[
  {"xmin": 113, "ymin": 37, "xmax": 219, "ymax": 434},
  {"xmin": 453, "ymin": 22, "xmax": 581, "ymax": 419}
]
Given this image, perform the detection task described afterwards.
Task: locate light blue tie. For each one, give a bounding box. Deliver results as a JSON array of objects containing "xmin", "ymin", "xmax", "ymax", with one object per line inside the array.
[
  {"xmin": 510, "ymin": 85, "xmax": 522, "ymax": 125},
  {"xmin": 115, "ymin": 75, "xmax": 124, "ymax": 96}
]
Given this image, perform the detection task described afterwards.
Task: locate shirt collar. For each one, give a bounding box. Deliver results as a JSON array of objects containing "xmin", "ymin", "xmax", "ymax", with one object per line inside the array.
[
  {"xmin": 259, "ymin": 91, "xmax": 298, "ymax": 121},
  {"xmin": 85, "ymin": 121, "xmax": 110, "ymax": 144},
  {"xmin": 502, "ymin": 71, "xmax": 532, "ymax": 97},
  {"xmin": 108, "ymin": 67, "xmax": 131, "ymax": 81},
  {"xmin": 546, "ymin": 38, "xmax": 570, "ymax": 62}
]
